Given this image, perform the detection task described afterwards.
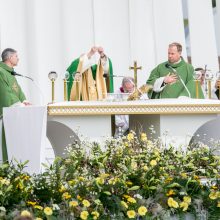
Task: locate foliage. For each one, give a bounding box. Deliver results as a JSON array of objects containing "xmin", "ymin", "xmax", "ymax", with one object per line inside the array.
[{"xmin": 0, "ymin": 132, "xmax": 220, "ymax": 219}]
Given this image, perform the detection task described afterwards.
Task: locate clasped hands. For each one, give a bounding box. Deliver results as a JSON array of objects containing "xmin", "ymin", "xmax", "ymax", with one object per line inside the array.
[
  {"xmin": 164, "ymin": 73, "xmax": 178, "ymax": 84},
  {"xmin": 87, "ymin": 46, "xmax": 105, "ymax": 59},
  {"xmin": 75, "ymin": 46, "xmax": 106, "ymax": 81}
]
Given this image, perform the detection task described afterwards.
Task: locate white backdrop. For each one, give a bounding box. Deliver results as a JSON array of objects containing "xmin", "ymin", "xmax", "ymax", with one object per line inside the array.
[{"xmin": 0, "ymin": 0, "xmax": 219, "ymax": 104}]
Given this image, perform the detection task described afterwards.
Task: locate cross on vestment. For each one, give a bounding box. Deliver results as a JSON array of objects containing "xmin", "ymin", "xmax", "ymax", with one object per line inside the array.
[{"xmin": 129, "ymin": 61, "xmax": 142, "ymax": 90}]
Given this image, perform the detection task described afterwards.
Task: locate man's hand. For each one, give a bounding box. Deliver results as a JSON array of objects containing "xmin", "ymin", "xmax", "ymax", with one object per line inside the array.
[
  {"xmin": 164, "ymin": 73, "xmax": 178, "ymax": 84},
  {"xmin": 23, "ymin": 101, "xmax": 31, "ymax": 106},
  {"xmin": 116, "ymin": 122, "xmax": 125, "ymax": 127},
  {"xmin": 87, "ymin": 46, "xmax": 98, "ymax": 59},
  {"xmin": 215, "ymin": 80, "xmax": 220, "ymax": 89},
  {"xmin": 98, "ymin": 47, "xmax": 106, "ymax": 58}
]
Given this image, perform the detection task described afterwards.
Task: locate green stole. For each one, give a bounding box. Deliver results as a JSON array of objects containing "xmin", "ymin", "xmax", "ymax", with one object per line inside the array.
[
  {"xmin": 66, "ymin": 58, "xmax": 114, "ymax": 100},
  {"xmin": 147, "ymin": 59, "xmax": 204, "ymax": 99}
]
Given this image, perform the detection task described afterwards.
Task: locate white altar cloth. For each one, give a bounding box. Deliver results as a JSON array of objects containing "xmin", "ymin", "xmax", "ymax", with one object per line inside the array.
[
  {"xmin": 3, "ymin": 106, "xmax": 47, "ymax": 173},
  {"xmin": 48, "ymin": 99, "xmax": 220, "ymax": 151}
]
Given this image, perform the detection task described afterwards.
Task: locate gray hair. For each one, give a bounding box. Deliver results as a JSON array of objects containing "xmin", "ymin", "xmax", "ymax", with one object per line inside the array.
[
  {"xmin": 1, "ymin": 48, "xmax": 17, "ymax": 62},
  {"xmin": 122, "ymin": 77, "xmax": 134, "ymax": 86},
  {"xmin": 169, "ymin": 42, "xmax": 182, "ymax": 53}
]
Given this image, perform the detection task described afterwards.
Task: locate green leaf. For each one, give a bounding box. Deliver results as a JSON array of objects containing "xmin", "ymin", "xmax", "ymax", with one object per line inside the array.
[
  {"xmin": 103, "ymin": 191, "xmax": 111, "ymax": 195},
  {"xmin": 167, "ymin": 182, "xmax": 181, "ymax": 188},
  {"xmin": 128, "ymin": 186, "xmax": 140, "ymax": 191},
  {"xmin": 149, "ymin": 186, "xmax": 157, "ymax": 190},
  {"xmin": 201, "ymin": 157, "xmax": 209, "ymax": 161}
]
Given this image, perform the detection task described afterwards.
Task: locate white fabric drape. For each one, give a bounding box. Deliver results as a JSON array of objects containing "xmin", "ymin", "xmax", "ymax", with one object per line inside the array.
[
  {"xmin": 188, "ymin": 0, "xmax": 219, "ymax": 71},
  {"xmin": 0, "ymin": 0, "xmax": 219, "ymax": 105}
]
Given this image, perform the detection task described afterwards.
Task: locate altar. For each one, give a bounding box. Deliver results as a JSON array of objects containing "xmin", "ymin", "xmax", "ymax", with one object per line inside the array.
[
  {"xmin": 2, "ymin": 99, "xmax": 220, "ymax": 172},
  {"xmin": 48, "ymin": 98, "xmax": 220, "ymax": 155}
]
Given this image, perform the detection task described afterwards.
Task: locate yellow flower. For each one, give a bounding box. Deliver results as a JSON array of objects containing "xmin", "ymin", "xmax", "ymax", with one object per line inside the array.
[
  {"xmin": 209, "ymin": 191, "xmax": 220, "ymax": 200},
  {"xmin": 127, "ymin": 133, "xmax": 134, "ymax": 141},
  {"xmin": 127, "ymin": 197, "xmax": 136, "ymax": 203},
  {"xmin": 180, "ymin": 173, "xmax": 187, "ymax": 179},
  {"xmin": 44, "ymin": 207, "xmax": 53, "ymax": 216},
  {"xmin": 131, "ymin": 161, "xmax": 137, "ymax": 170},
  {"xmin": 126, "ymin": 181, "xmax": 133, "ymax": 186},
  {"xmin": 153, "ymin": 150, "xmax": 160, "ymax": 157},
  {"xmin": 68, "ymin": 179, "xmax": 76, "ymax": 186},
  {"xmin": 123, "ymin": 194, "xmax": 130, "ymax": 199},
  {"xmin": 140, "ymin": 133, "xmax": 147, "ymax": 141},
  {"xmin": 91, "ymin": 211, "xmax": 100, "ymax": 219},
  {"xmin": 27, "ymin": 201, "xmax": 37, "ymax": 206},
  {"xmin": 82, "ymin": 199, "xmax": 91, "ymax": 207},
  {"xmin": 121, "ymin": 201, "xmax": 128, "ymax": 209},
  {"xmin": 211, "ymin": 185, "xmax": 218, "ymax": 190},
  {"xmin": 21, "ymin": 210, "xmax": 31, "ymax": 217},
  {"xmin": 138, "ymin": 206, "xmax": 148, "ymax": 216},
  {"xmin": 165, "ymin": 177, "xmax": 173, "ymax": 183},
  {"xmin": 0, "ymin": 178, "xmax": 10, "ymax": 185},
  {"xmin": 100, "ymin": 173, "xmax": 109, "ymax": 179},
  {"xmin": 78, "ymin": 176, "xmax": 85, "ymax": 181},
  {"xmin": 193, "ymin": 175, "xmax": 199, "ymax": 180},
  {"xmin": 69, "ymin": 200, "xmax": 78, "ymax": 207},
  {"xmin": 166, "ymin": 189, "xmax": 175, "ymax": 196},
  {"xmin": 62, "ymin": 192, "xmax": 71, "ymax": 200},
  {"xmin": 59, "ymin": 185, "xmax": 66, "ymax": 193},
  {"xmin": 35, "ymin": 218, "xmax": 43, "ymax": 220},
  {"xmin": 22, "ymin": 175, "xmax": 30, "ymax": 181},
  {"xmin": 77, "ymin": 195, "xmax": 82, "ymax": 200},
  {"xmin": 96, "ymin": 177, "xmax": 104, "ymax": 185},
  {"xmin": 143, "ymin": 165, "xmax": 148, "ymax": 171},
  {"xmin": 124, "ymin": 142, "xmax": 129, "ymax": 147},
  {"xmin": 34, "ymin": 205, "xmax": 43, "ymax": 210},
  {"xmin": 16, "ymin": 182, "xmax": 24, "ymax": 190},
  {"xmin": 167, "ymin": 197, "xmax": 179, "ymax": 208},
  {"xmin": 150, "ymin": 160, "xmax": 157, "ymax": 166},
  {"xmin": 180, "ymin": 201, "xmax": 189, "ymax": 211},
  {"xmin": 217, "ymin": 201, "xmax": 220, "ymax": 207},
  {"xmin": 127, "ymin": 210, "xmax": 136, "ymax": 219},
  {"xmin": 80, "ymin": 210, "xmax": 89, "ymax": 220},
  {"xmin": 183, "ymin": 196, "xmax": 191, "ymax": 204}
]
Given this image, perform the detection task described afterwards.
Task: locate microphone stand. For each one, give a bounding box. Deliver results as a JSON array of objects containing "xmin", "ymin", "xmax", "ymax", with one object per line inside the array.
[{"xmin": 12, "ymin": 72, "xmax": 45, "ymax": 105}]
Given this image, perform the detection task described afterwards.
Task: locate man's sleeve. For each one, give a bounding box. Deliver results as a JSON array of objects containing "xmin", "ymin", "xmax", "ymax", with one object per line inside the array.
[
  {"xmin": 66, "ymin": 58, "xmax": 80, "ymax": 100},
  {"xmin": 146, "ymin": 66, "xmax": 165, "ymax": 98},
  {"xmin": 0, "ymin": 74, "xmax": 21, "ymax": 108},
  {"xmin": 17, "ymin": 83, "xmax": 26, "ymax": 102}
]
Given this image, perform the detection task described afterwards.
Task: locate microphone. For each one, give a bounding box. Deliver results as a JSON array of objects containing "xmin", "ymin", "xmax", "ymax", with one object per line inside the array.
[
  {"xmin": 103, "ymin": 73, "xmax": 124, "ymax": 78},
  {"xmin": 11, "ymin": 71, "xmax": 34, "ymax": 81},
  {"xmin": 165, "ymin": 63, "xmax": 191, "ymax": 98},
  {"xmin": 11, "ymin": 71, "xmax": 45, "ymax": 105}
]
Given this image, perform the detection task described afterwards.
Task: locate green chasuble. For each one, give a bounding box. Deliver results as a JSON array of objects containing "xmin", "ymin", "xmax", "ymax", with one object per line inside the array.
[
  {"xmin": 66, "ymin": 57, "xmax": 114, "ymax": 100},
  {"xmin": 0, "ymin": 61, "xmax": 26, "ymax": 161},
  {"xmin": 147, "ymin": 58, "xmax": 204, "ymax": 99}
]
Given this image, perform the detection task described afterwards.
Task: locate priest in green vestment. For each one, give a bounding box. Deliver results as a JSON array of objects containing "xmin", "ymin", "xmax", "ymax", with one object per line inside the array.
[
  {"xmin": 66, "ymin": 46, "xmax": 114, "ymax": 101},
  {"xmin": 147, "ymin": 42, "xmax": 204, "ymax": 99},
  {"xmin": 0, "ymin": 48, "xmax": 29, "ymax": 161}
]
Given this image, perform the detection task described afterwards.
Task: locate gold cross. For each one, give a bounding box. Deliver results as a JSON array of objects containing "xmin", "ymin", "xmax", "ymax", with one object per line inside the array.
[{"xmin": 129, "ymin": 61, "xmax": 142, "ymax": 90}]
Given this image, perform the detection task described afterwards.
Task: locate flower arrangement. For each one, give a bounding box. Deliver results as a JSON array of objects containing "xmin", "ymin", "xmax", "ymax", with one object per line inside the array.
[{"xmin": 0, "ymin": 131, "xmax": 220, "ymax": 219}]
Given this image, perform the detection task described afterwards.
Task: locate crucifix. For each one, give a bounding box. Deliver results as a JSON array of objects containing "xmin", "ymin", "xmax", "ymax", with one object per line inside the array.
[{"xmin": 129, "ymin": 61, "xmax": 142, "ymax": 90}]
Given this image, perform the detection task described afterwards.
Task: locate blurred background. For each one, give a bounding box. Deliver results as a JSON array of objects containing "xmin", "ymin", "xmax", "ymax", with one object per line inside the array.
[{"xmin": 0, "ymin": 0, "xmax": 220, "ymax": 104}]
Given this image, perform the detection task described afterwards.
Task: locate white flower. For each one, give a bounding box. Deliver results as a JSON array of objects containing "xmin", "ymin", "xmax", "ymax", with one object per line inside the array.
[
  {"xmin": 52, "ymin": 204, "xmax": 60, "ymax": 210},
  {"xmin": 134, "ymin": 194, "xmax": 143, "ymax": 199}
]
